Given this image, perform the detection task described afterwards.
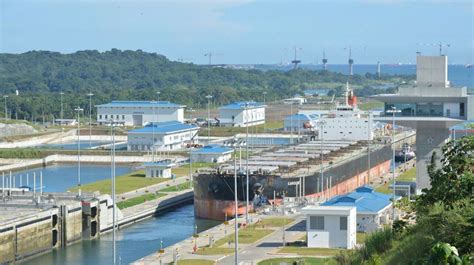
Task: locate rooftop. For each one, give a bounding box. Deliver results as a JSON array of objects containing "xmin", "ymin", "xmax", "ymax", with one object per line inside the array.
[
  {"xmin": 192, "ymin": 145, "xmax": 233, "ymax": 154},
  {"xmin": 143, "ymin": 160, "xmax": 175, "ymax": 167},
  {"xmin": 128, "ymin": 121, "xmax": 198, "ymax": 134},
  {"xmin": 322, "ymin": 186, "xmax": 396, "ymax": 214},
  {"xmin": 219, "ymin": 101, "xmax": 266, "ymax": 110},
  {"xmin": 97, "ymin": 100, "xmax": 185, "ymax": 108}
]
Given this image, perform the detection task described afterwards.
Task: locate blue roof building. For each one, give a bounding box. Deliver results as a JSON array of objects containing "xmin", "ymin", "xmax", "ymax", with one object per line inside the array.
[
  {"xmin": 96, "ymin": 100, "xmax": 186, "ymax": 126},
  {"xmin": 322, "ymin": 186, "xmax": 397, "ymax": 232},
  {"xmin": 219, "ymin": 101, "xmax": 266, "ymax": 127},
  {"xmin": 191, "ymin": 145, "xmax": 233, "ymax": 163},
  {"xmin": 127, "ymin": 121, "xmax": 199, "ymax": 151}
]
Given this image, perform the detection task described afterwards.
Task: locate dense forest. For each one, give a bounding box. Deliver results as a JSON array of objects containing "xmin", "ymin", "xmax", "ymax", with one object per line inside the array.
[{"xmin": 0, "ymin": 49, "xmax": 408, "ymax": 121}]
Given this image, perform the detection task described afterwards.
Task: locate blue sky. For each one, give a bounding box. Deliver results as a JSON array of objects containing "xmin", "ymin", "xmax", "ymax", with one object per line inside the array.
[{"xmin": 0, "ymin": 0, "xmax": 472, "ymax": 64}]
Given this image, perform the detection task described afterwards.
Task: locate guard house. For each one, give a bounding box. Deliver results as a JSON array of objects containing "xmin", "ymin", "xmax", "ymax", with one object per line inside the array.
[
  {"xmin": 372, "ymin": 55, "xmax": 474, "ymax": 193},
  {"xmin": 302, "ymin": 206, "xmax": 356, "ymax": 249},
  {"xmin": 322, "ymin": 186, "xmax": 395, "ymax": 232},
  {"xmin": 144, "ymin": 161, "xmax": 175, "ymax": 178},
  {"xmin": 284, "ymin": 113, "xmax": 318, "ymax": 132},
  {"xmin": 218, "ymin": 101, "xmax": 266, "ymax": 127},
  {"xmin": 191, "ymin": 145, "xmax": 233, "ymax": 163},
  {"xmin": 127, "ymin": 121, "xmax": 199, "ymax": 151},
  {"xmin": 96, "ymin": 101, "xmax": 185, "ymax": 126}
]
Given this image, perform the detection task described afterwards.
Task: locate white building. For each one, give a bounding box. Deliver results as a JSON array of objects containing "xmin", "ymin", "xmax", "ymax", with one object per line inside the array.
[
  {"xmin": 284, "ymin": 113, "xmax": 318, "ymax": 132},
  {"xmin": 218, "ymin": 101, "xmax": 266, "ymax": 127},
  {"xmin": 191, "ymin": 145, "xmax": 233, "ymax": 163},
  {"xmin": 96, "ymin": 101, "xmax": 185, "ymax": 126},
  {"xmin": 127, "ymin": 121, "xmax": 199, "ymax": 151},
  {"xmin": 302, "ymin": 206, "xmax": 357, "ymax": 249},
  {"xmin": 144, "ymin": 161, "xmax": 175, "ymax": 178},
  {"xmin": 322, "ymin": 186, "xmax": 395, "ymax": 232},
  {"xmin": 283, "ymin": 97, "xmax": 307, "ymax": 105}
]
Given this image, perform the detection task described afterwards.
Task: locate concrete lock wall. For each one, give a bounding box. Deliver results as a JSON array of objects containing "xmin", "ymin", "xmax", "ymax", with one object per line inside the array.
[
  {"xmin": 65, "ymin": 206, "xmax": 83, "ymax": 244},
  {"xmin": 0, "ymin": 228, "xmax": 15, "ymax": 263}
]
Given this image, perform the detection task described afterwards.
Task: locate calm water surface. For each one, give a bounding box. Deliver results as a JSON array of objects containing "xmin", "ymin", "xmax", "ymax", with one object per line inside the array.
[{"xmin": 21, "ymin": 204, "xmax": 220, "ymax": 265}]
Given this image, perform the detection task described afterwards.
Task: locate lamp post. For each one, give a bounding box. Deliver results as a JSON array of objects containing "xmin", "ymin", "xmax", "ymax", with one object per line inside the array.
[
  {"xmin": 60, "ymin": 92, "xmax": 64, "ymax": 121},
  {"xmin": 367, "ymin": 110, "xmax": 371, "ymax": 184},
  {"xmin": 87, "ymin": 93, "xmax": 94, "ymax": 147},
  {"xmin": 245, "ymin": 103, "xmax": 250, "ymax": 224},
  {"xmin": 263, "ymin": 92, "xmax": 267, "ymax": 132},
  {"xmin": 205, "ymin": 95, "xmax": 213, "ymax": 143},
  {"xmin": 317, "ymin": 120, "xmax": 326, "ymax": 200},
  {"xmin": 110, "ymin": 119, "xmax": 117, "ymax": 264},
  {"xmin": 3, "ymin": 95, "xmax": 8, "ymax": 120},
  {"xmin": 386, "ymin": 106, "xmax": 401, "ymax": 221},
  {"xmin": 74, "ymin": 107, "xmax": 84, "ymax": 197},
  {"xmin": 290, "ymin": 101, "xmax": 293, "ymax": 144},
  {"xmin": 224, "ymin": 136, "xmax": 245, "ymax": 265}
]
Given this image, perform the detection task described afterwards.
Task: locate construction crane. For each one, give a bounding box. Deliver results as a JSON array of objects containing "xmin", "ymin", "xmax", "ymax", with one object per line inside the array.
[
  {"xmin": 291, "ymin": 47, "xmax": 302, "ymax": 69},
  {"xmin": 204, "ymin": 52, "xmax": 223, "ymax": 65},
  {"xmin": 416, "ymin": 42, "xmax": 451, "ymax": 56}
]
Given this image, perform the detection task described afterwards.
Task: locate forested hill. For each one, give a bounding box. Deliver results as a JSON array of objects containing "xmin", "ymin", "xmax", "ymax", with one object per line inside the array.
[{"xmin": 0, "ymin": 49, "xmax": 407, "ymax": 120}]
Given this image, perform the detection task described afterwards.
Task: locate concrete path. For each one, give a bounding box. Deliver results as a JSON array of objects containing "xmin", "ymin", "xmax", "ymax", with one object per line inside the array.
[{"xmin": 117, "ymin": 176, "xmax": 191, "ymax": 202}]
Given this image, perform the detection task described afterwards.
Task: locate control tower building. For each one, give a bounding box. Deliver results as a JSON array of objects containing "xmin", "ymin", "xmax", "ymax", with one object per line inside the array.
[{"xmin": 372, "ymin": 55, "xmax": 473, "ymax": 193}]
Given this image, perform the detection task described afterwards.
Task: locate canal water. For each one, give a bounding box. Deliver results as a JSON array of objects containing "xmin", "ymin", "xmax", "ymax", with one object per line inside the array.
[
  {"xmin": 9, "ymin": 163, "xmax": 133, "ymax": 192},
  {"xmin": 21, "ymin": 203, "xmax": 220, "ymax": 265}
]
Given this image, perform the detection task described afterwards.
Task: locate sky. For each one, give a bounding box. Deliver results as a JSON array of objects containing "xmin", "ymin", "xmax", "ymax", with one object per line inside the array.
[{"xmin": 0, "ymin": 0, "xmax": 473, "ymax": 64}]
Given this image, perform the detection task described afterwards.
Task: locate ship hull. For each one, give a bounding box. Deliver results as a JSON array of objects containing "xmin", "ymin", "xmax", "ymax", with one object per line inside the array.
[{"xmin": 194, "ymin": 145, "xmax": 393, "ymax": 220}]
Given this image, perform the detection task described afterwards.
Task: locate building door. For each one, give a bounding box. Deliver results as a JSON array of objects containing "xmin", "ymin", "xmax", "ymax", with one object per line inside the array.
[
  {"xmin": 132, "ymin": 115, "xmax": 143, "ymax": 126},
  {"xmin": 446, "ymin": 109, "xmax": 451, "ymax": 117}
]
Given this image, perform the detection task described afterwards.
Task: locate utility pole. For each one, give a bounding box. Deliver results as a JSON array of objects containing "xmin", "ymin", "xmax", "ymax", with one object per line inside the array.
[
  {"xmin": 387, "ymin": 107, "xmax": 401, "ymax": 222},
  {"xmin": 74, "ymin": 107, "xmax": 84, "ymax": 197},
  {"xmin": 263, "ymin": 92, "xmax": 267, "ymax": 132},
  {"xmin": 87, "ymin": 93, "xmax": 94, "ymax": 147},
  {"xmin": 318, "ymin": 120, "xmax": 326, "ymax": 200},
  {"xmin": 245, "ymin": 103, "xmax": 249, "ymax": 224},
  {"xmin": 205, "ymin": 95, "xmax": 213, "ymax": 143},
  {"xmin": 367, "ymin": 111, "xmax": 371, "ymax": 184},
  {"xmin": 60, "ymin": 92, "xmax": 64, "ymax": 120},
  {"xmin": 110, "ymin": 119, "xmax": 117, "ymax": 264},
  {"xmin": 291, "ymin": 47, "xmax": 302, "ymax": 69}
]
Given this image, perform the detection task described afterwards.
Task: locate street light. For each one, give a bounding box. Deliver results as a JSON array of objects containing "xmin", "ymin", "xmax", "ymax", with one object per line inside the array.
[
  {"xmin": 3, "ymin": 95, "xmax": 8, "ymax": 120},
  {"xmin": 245, "ymin": 103, "xmax": 250, "ymax": 224},
  {"xmin": 87, "ymin": 93, "xmax": 94, "ymax": 147},
  {"xmin": 386, "ymin": 106, "xmax": 401, "ymax": 221},
  {"xmin": 263, "ymin": 92, "xmax": 267, "ymax": 131},
  {"xmin": 205, "ymin": 95, "xmax": 213, "ymax": 143},
  {"xmin": 74, "ymin": 107, "xmax": 84, "ymax": 197},
  {"xmin": 223, "ymin": 136, "xmax": 246, "ymax": 265},
  {"xmin": 60, "ymin": 92, "xmax": 64, "ymax": 121},
  {"xmin": 110, "ymin": 119, "xmax": 117, "ymax": 264},
  {"xmin": 367, "ymin": 110, "xmax": 371, "ymax": 184},
  {"xmin": 317, "ymin": 120, "xmax": 327, "ymax": 200}
]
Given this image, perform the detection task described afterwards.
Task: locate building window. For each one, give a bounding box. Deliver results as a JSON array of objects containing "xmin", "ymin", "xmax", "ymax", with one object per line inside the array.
[
  {"xmin": 122, "ymin": 115, "xmax": 125, "ymax": 120},
  {"xmin": 310, "ymin": 216, "xmax": 324, "ymax": 230},
  {"xmin": 340, "ymin": 216, "xmax": 347, "ymax": 230},
  {"xmin": 460, "ymin": 102, "xmax": 465, "ymax": 117},
  {"xmin": 99, "ymin": 115, "xmax": 102, "ymax": 119},
  {"xmin": 105, "ymin": 115, "xmax": 108, "ymax": 119}
]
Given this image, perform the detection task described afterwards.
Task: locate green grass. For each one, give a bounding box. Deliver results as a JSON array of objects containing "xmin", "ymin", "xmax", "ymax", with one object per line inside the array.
[
  {"xmin": 358, "ymin": 100, "xmax": 384, "ymax": 111},
  {"xmin": 258, "ymin": 217, "xmax": 295, "ymax": 227},
  {"xmin": 172, "ymin": 162, "xmax": 215, "ymax": 177},
  {"xmin": 195, "ymin": 247, "xmax": 234, "ymax": 255},
  {"xmin": 397, "ymin": 167, "xmax": 416, "ymax": 182},
  {"xmin": 160, "ymin": 182, "xmax": 192, "ymax": 192},
  {"xmin": 278, "ymin": 246, "xmax": 348, "ymax": 256},
  {"xmin": 214, "ymin": 225, "xmax": 274, "ymax": 246},
  {"xmin": 258, "ymin": 257, "xmax": 337, "ymax": 265},
  {"xmin": 357, "ymin": 232, "xmax": 367, "ymax": 244},
  {"xmin": 177, "ymin": 259, "xmax": 215, "ymax": 265},
  {"xmin": 208, "ymin": 121, "xmax": 284, "ymax": 136},
  {"xmin": 116, "ymin": 192, "xmax": 166, "ymax": 209},
  {"xmin": 69, "ymin": 170, "xmax": 168, "ymax": 194}
]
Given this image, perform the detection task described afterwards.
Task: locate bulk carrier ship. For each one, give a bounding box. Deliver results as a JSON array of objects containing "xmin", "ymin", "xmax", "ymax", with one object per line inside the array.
[{"xmin": 194, "ymin": 84, "xmax": 404, "ymax": 220}]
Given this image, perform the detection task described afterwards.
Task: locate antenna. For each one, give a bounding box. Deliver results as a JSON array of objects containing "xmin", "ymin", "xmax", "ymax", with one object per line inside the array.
[
  {"xmin": 291, "ymin": 47, "xmax": 302, "ymax": 69},
  {"xmin": 437, "ymin": 42, "xmax": 450, "ymax": 56},
  {"xmin": 322, "ymin": 50, "xmax": 328, "ymax": 70}
]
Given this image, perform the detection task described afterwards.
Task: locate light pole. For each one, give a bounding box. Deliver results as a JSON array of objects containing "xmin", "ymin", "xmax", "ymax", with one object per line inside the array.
[
  {"xmin": 318, "ymin": 120, "xmax": 326, "ymax": 200},
  {"xmin": 367, "ymin": 110, "xmax": 371, "ymax": 184},
  {"xmin": 87, "ymin": 93, "xmax": 94, "ymax": 147},
  {"xmin": 263, "ymin": 92, "xmax": 267, "ymax": 132},
  {"xmin": 60, "ymin": 92, "xmax": 64, "ymax": 121},
  {"xmin": 110, "ymin": 118, "xmax": 117, "ymax": 264},
  {"xmin": 205, "ymin": 95, "xmax": 213, "ymax": 143},
  {"xmin": 3, "ymin": 95, "xmax": 8, "ymax": 120},
  {"xmin": 224, "ymin": 136, "xmax": 245, "ymax": 265},
  {"xmin": 245, "ymin": 103, "xmax": 250, "ymax": 224},
  {"xmin": 74, "ymin": 107, "xmax": 84, "ymax": 197},
  {"xmin": 386, "ymin": 106, "xmax": 401, "ymax": 221},
  {"xmin": 290, "ymin": 101, "xmax": 293, "ymax": 144}
]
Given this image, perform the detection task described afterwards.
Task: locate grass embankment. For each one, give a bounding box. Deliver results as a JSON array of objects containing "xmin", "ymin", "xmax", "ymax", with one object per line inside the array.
[
  {"xmin": 357, "ymin": 100, "xmax": 383, "ymax": 111},
  {"xmin": 375, "ymin": 167, "xmax": 416, "ymax": 194},
  {"xmin": 258, "ymin": 257, "xmax": 337, "ymax": 265},
  {"xmin": 207, "ymin": 121, "xmax": 283, "ymax": 137},
  {"xmin": 177, "ymin": 259, "xmax": 215, "ymax": 265},
  {"xmin": 117, "ymin": 192, "xmax": 167, "ymax": 209},
  {"xmin": 278, "ymin": 247, "xmax": 346, "ymax": 256}
]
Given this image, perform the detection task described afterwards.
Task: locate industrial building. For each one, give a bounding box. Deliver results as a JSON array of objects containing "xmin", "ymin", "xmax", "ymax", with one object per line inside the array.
[
  {"xmin": 373, "ymin": 55, "xmax": 474, "ymax": 192},
  {"xmin": 144, "ymin": 161, "xmax": 175, "ymax": 178},
  {"xmin": 302, "ymin": 206, "xmax": 356, "ymax": 249},
  {"xmin": 96, "ymin": 101, "xmax": 185, "ymax": 126},
  {"xmin": 322, "ymin": 186, "xmax": 395, "ymax": 232},
  {"xmin": 218, "ymin": 101, "xmax": 266, "ymax": 127},
  {"xmin": 127, "ymin": 121, "xmax": 199, "ymax": 151},
  {"xmin": 190, "ymin": 145, "xmax": 233, "ymax": 163}
]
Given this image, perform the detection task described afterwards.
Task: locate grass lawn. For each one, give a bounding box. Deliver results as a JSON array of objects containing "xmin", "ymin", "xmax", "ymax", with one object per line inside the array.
[
  {"xmin": 116, "ymin": 192, "xmax": 166, "ymax": 209},
  {"xmin": 177, "ymin": 259, "xmax": 215, "ymax": 265},
  {"xmin": 397, "ymin": 167, "xmax": 416, "ymax": 182},
  {"xmin": 357, "ymin": 100, "xmax": 383, "ymax": 111},
  {"xmin": 278, "ymin": 246, "xmax": 347, "ymax": 256},
  {"xmin": 214, "ymin": 225, "xmax": 274, "ymax": 246},
  {"xmin": 258, "ymin": 257, "xmax": 337, "ymax": 265},
  {"xmin": 160, "ymin": 182, "xmax": 192, "ymax": 192},
  {"xmin": 195, "ymin": 247, "xmax": 234, "ymax": 255},
  {"xmin": 69, "ymin": 170, "xmax": 168, "ymax": 195},
  {"xmin": 357, "ymin": 232, "xmax": 367, "ymax": 244},
  {"xmin": 172, "ymin": 163, "xmax": 215, "ymax": 177},
  {"xmin": 208, "ymin": 121, "xmax": 283, "ymax": 136},
  {"xmin": 258, "ymin": 217, "xmax": 295, "ymax": 227}
]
